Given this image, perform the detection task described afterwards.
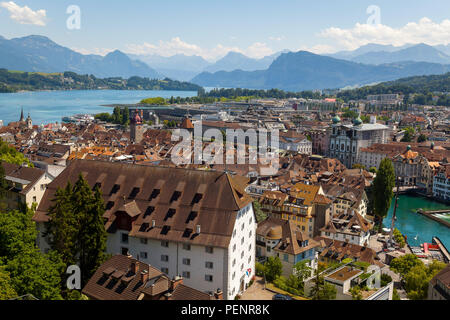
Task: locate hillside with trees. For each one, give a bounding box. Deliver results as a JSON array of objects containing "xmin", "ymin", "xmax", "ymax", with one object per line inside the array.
[{"xmin": 0, "ymin": 69, "xmax": 202, "ymax": 93}]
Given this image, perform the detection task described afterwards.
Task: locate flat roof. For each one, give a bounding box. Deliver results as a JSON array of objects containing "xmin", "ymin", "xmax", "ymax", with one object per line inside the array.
[{"xmin": 326, "ymin": 266, "xmax": 362, "ymax": 282}]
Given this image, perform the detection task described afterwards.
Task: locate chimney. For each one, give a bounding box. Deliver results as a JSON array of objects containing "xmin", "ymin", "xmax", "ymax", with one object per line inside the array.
[
  {"xmin": 171, "ymin": 276, "xmax": 183, "ymax": 291},
  {"xmin": 152, "ymin": 220, "xmax": 156, "ymax": 228},
  {"xmin": 141, "ymin": 269, "xmax": 149, "ymax": 284},
  {"xmin": 196, "ymin": 225, "xmax": 201, "ymax": 234},
  {"xmin": 131, "ymin": 261, "xmax": 139, "ymax": 274},
  {"xmin": 214, "ymin": 289, "xmax": 224, "ymax": 300}
]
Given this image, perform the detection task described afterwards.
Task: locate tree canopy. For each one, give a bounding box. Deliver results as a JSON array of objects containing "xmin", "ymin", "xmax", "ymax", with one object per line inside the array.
[{"xmin": 372, "ymin": 158, "xmax": 396, "ymax": 230}]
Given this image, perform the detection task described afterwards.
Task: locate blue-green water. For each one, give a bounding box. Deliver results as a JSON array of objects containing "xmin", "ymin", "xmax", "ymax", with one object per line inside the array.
[
  {"xmin": 383, "ymin": 195, "xmax": 450, "ymax": 249},
  {"xmin": 0, "ymin": 90, "xmax": 197, "ymax": 125}
]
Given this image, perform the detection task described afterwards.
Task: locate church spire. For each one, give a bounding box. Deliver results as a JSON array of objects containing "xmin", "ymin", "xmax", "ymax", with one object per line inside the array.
[{"xmin": 20, "ymin": 107, "xmax": 24, "ymax": 122}]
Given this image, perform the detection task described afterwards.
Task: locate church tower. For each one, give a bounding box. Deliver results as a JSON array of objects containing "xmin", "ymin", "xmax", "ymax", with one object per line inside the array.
[
  {"xmin": 130, "ymin": 109, "xmax": 144, "ymax": 144},
  {"xmin": 26, "ymin": 113, "xmax": 33, "ymax": 129},
  {"xmin": 20, "ymin": 107, "xmax": 25, "ymax": 122}
]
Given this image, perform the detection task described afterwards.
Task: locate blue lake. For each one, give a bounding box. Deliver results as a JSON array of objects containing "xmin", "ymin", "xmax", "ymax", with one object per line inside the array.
[
  {"xmin": 383, "ymin": 195, "xmax": 450, "ymax": 249},
  {"xmin": 0, "ymin": 90, "xmax": 197, "ymax": 125}
]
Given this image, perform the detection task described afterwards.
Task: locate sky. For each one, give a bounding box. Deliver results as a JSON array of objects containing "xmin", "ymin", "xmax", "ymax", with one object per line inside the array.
[{"xmin": 1, "ymin": 0, "xmax": 450, "ymax": 61}]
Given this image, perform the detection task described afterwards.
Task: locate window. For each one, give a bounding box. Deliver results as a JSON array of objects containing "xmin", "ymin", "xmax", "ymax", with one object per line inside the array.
[
  {"xmin": 249, "ymin": 244, "xmax": 252, "ymax": 251},
  {"xmin": 140, "ymin": 252, "xmax": 148, "ymax": 259},
  {"xmin": 161, "ymin": 241, "xmax": 169, "ymax": 248},
  {"xmin": 205, "ymin": 275, "xmax": 213, "ymax": 282},
  {"xmin": 241, "ymin": 237, "xmax": 245, "ymax": 245},
  {"xmin": 233, "ymin": 230, "xmax": 236, "ymax": 238},
  {"xmin": 121, "ymin": 247, "xmax": 128, "ymax": 255},
  {"xmin": 140, "ymin": 238, "xmax": 148, "ymax": 245},
  {"xmin": 248, "ymin": 256, "xmax": 252, "ymax": 264},
  {"xmin": 233, "ymin": 244, "xmax": 236, "ymax": 252},
  {"xmin": 283, "ymin": 254, "xmax": 289, "ymax": 262},
  {"xmin": 182, "ymin": 271, "xmax": 191, "ymax": 279},
  {"xmin": 205, "ymin": 246, "xmax": 214, "ymax": 254},
  {"xmin": 128, "ymin": 187, "xmax": 140, "ymax": 199},
  {"xmin": 121, "ymin": 233, "xmax": 129, "ymax": 244},
  {"xmin": 183, "ymin": 258, "xmax": 191, "ymax": 266},
  {"xmin": 241, "ymin": 251, "xmax": 244, "ymax": 259},
  {"xmin": 161, "ymin": 255, "xmax": 169, "ymax": 262},
  {"xmin": 249, "ymin": 230, "xmax": 252, "ymax": 238},
  {"xmin": 183, "ymin": 243, "xmax": 191, "ymax": 251},
  {"xmin": 232, "ymin": 259, "xmax": 236, "ymax": 267},
  {"xmin": 205, "ymin": 262, "xmax": 213, "ymax": 269}
]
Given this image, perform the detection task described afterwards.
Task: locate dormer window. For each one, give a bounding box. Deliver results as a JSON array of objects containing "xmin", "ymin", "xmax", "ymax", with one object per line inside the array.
[
  {"xmin": 106, "ymin": 201, "xmax": 115, "ymax": 210},
  {"xmin": 170, "ymin": 191, "xmax": 182, "ymax": 202},
  {"xmin": 144, "ymin": 206, "xmax": 155, "ymax": 218},
  {"xmin": 149, "ymin": 189, "xmax": 160, "ymax": 200},
  {"xmin": 110, "ymin": 184, "xmax": 120, "ymax": 195},
  {"xmin": 186, "ymin": 211, "xmax": 198, "ymax": 223},
  {"xmin": 129, "ymin": 187, "xmax": 140, "ymax": 199},
  {"xmin": 93, "ymin": 182, "xmax": 102, "ymax": 190},
  {"xmin": 191, "ymin": 193, "xmax": 203, "ymax": 205}
]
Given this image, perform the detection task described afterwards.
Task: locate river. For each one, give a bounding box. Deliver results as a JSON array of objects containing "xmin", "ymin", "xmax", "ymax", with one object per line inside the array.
[
  {"xmin": 383, "ymin": 195, "xmax": 450, "ymax": 249},
  {"xmin": 0, "ymin": 90, "xmax": 197, "ymax": 125}
]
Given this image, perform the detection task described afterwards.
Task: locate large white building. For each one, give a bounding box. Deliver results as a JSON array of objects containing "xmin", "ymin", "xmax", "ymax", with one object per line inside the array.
[
  {"xmin": 328, "ymin": 116, "xmax": 389, "ymax": 169},
  {"xmin": 33, "ymin": 160, "xmax": 256, "ymax": 300}
]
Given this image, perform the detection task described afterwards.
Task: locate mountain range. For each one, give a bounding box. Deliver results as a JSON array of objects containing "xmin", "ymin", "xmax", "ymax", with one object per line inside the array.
[
  {"xmin": 0, "ymin": 35, "xmax": 162, "ymax": 79},
  {"xmin": 191, "ymin": 51, "xmax": 450, "ymax": 91},
  {"xmin": 2, "ymin": 34, "xmax": 450, "ymax": 92},
  {"xmin": 128, "ymin": 51, "xmax": 285, "ymax": 81},
  {"xmin": 328, "ymin": 43, "xmax": 450, "ymax": 65}
]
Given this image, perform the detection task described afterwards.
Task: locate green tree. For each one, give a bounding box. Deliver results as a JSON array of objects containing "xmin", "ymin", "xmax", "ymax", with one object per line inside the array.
[
  {"xmin": 121, "ymin": 107, "xmax": 130, "ymax": 126},
  {"xmin": 47, "ymin": 175, "xmax": 107, "ymax": 287},
  {"xmin": 0, "ymin": 139, "xmax": 33, "ymax": 167},
  {"xmin": 372, "ymin": 158, "xmax": 396, "ymax": 231},
  {"xmin": 352, "ymin": 164, "xmax": 366, "ymax": 170},
  {"xmin": 369, "ymin": 167, "xmax": 378, "ymax": 174},
  {"xmin": 309, "ymin": 266, "xmax": 337, "ymax": 300},
  {"xmin": 293, "ymin": 260, "xmax": 312, "ymax": 288},
  {"xmin": 390, "ymin": 254, "xmax": 423, "ymax": 277},
  {"xmin": 264, "ymin": 257, "xmax": 283, "ymax": 282},
  {"xmin": 113, "ymin": 107, "xmax": 122, "ymax": 124},
  {"xmin": 417, "ymin": 134, "xmax": 427, "ymax": 143},
  {"xmin": 5, "ymin": 247, "xmax": 64, "ymax": 300},
  {"xmin": 0, "ymin": 207, "xmax": 37, "ymax": 259},
  {"xmin": 253, "ymin": 201, "xmax": 267, "ymax": 223},
  {"xmin": 0, "ymin": 266, "xmax": 17, "ymax": 300},
  {"xmin": 401, "ymin": 127, "xmax": 416, "ymax": 142}
]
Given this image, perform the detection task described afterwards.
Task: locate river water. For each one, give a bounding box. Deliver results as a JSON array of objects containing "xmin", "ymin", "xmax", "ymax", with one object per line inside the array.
[
  {"xmin": 0, "ymin": 90, "xmax": 197, "ymax": 125},
  {"xmin": 383, "ymin": 195, "xmax": 450, "ymax": 249}
]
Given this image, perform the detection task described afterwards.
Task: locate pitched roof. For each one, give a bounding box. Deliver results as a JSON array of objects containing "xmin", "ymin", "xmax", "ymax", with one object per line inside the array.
[{"xmin": 34, "ymin": 160, "xmax": 253, "ymax": 249}]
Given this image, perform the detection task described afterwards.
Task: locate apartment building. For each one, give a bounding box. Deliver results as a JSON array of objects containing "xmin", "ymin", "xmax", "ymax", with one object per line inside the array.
[{"xmin": 33, "ymin": 160, "xmax": 256, "ymax": 300}]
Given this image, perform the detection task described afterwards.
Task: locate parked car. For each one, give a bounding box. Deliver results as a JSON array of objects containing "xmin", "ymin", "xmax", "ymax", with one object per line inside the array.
[{"xmin": 272, "ymin": 294, "xmax": 293, "ymax": 300}]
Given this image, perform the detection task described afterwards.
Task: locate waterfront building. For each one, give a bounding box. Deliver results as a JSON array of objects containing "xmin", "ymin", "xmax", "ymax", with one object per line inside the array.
[
  {"xmin": 33, "ymin": 160, "xmax": 256, "ymax": 300},
  {"xmin": 391, "ymin": 146, "xmax": 422, "ymax": 186},
  {"xmin": 320, "ymin": 210, "xmax": 373, "ymax": 246},
  {"xmin": 0, "ymin": 119, "xmax": 3, "ymax": 127},
  {"xmin": 328, "ymin": 116, "xmax": 389, "ymax": 169},
  {"xmin": 433, "ymin": 164, "xmax": 450, "ymax": 202},
  {"xmin": 256, "ymin": 217, "xmax": 320, "ymax": 277}
]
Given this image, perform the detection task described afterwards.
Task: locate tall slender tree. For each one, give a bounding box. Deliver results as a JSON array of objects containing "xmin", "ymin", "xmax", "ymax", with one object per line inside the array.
[
  {"xmin": 372, "ymin": 158, "xmax": 396, "ymax": 232},
  {"xmin": 47, "ymin": 174, "xmax": 107, "ymax": 287}
]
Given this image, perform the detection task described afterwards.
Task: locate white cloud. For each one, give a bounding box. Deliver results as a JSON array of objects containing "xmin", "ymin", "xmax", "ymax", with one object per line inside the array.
[
  {"xmin": 125, "ymin": 37, "xmax": 274, "ymax": 61},
  {"xmin": 318, "ymin": 17, "xmax": 450, "ymax": 52},
  {"xmin": 0, "ymin": 1, "xmax": 46, "ymax": 26}
]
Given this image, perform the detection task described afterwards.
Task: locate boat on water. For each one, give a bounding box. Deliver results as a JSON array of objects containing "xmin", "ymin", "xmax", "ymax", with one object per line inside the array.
[{"xmin": 62, "ymin": 114, "xmax": 95, "ymax": 124}]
